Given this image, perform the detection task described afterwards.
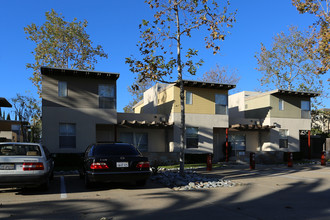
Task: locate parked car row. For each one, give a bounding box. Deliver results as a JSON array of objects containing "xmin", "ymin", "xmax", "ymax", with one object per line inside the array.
[{"xmin": 0, "ymin": 142, "xmax": 151, "ymax": 190}]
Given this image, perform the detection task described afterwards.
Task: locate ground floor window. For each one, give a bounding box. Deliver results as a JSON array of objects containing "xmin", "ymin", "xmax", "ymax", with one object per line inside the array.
[
  {"xmin": 119, "ymin": 132, "xmax": 148, "ymax": 152},
  {"xmin": 229, "ymin": 134, "xmax": 246, "ymax": 156},
  {"xmin": 186, "ymin": 127, "xmax": 199, "ymax": 148},
  {"xmin": 59, "ymin": 123, "xmax": 76, "ymax": 148},
  {"xmin": 279, "ymin": 129, "xmax": 289, "ymax": 148}
]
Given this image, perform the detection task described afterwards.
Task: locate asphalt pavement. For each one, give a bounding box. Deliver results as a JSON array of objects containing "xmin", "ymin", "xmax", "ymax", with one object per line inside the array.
[{"xmin": 1, "ymin": 163, "xmax": 330, "ymax": 220}]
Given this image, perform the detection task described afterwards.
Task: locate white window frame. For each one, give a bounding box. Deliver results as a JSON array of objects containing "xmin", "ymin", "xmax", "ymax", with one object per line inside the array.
[
  {"xmin": 279, "ymin": 99, "xmax": 284, "ymax": 111},
  {"xmin": 215, "ymin": 94, "xmax": 228, "ymax": 115},
  {"xmin": 186, "ymin": 91, "xmax": 193, "ymax": 105}
]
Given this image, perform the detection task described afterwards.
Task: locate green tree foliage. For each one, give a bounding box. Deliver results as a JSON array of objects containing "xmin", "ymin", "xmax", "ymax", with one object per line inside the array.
[
  {"xmin": 255, "ymin": 26, "xmax": 326, "ymax": 107},
  {"xmin": 126, "ymin": 0, "xmax": 236, "ymax": 174},
  {"xmin": 24, "ymin": 9, "xmax": 108, "ymax": 95},
  {"xmin": 292, "ymin": 0, "xmax": 330, "ymax": 75},
  {"xmin": 199, "ymin": 63, "xmax": 240, "ymax": 85},
  {"xmin": 124, "ymin": 77, "xmax": 154, "ymax": 113},
  {"xmin": 11, "ymin": 94, "xmax": 41, "ymax": 142}
]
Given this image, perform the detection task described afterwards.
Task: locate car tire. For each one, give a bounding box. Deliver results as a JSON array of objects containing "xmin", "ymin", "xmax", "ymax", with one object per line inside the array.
[
  {"xmin": 85, "ymin": 174, "xmax": 93, "ymax": 189},
  {"xmin": 40, "ymin": 178, "xmax": 50, "ymax": 191},
  {"xmin": 136, "ymin": 179, "xmax": 147, "ymax": 187}
]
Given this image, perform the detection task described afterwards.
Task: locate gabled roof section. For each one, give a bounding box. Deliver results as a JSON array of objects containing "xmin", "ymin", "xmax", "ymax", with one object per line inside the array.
[
  {"xmin": 269, "ymin": 89, "xmax": 319, "ymax": 97},
  {"xmin": 175, "ymin": 80, "xmax": 236, "ymax": 90},
  {"xmin": 0, "ymin": 98, "xmax": 12, "ymax": 107},
  {"xmin": 245, "ymin": 89, "xmax": 319, "ymax": 101},
  {"xmin": 40, "ymin": 66, "xmax": 120, "ymax": 80}
]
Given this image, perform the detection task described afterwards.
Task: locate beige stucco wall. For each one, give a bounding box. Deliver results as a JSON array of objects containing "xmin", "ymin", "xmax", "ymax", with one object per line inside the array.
[
  {"xmin": 171, "ymin": 86, "xmax": 228, "ymax": 114},
  {"xmin": 117, "ymin": 127, "xmax": 167, "ymax": 152},
  {"xmin": 269, "ymin": 95, "xmax": 310, "ymax": 118},
  {"xmin": 42, "ymin": 75, "xmax": 117, "ymax": 109},
  {"xmin": 169, "ymin": 112, "xmax": 229, "ymax": 154},
  {"xmin": 42, "ymin": 106, "xmax": 117, "ymax": 153}
]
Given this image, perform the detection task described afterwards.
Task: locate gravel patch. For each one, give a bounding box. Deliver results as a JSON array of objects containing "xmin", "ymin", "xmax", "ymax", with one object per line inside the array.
[{"xmin": 150, "ymin": 168, "xmax": 236, "ymax": 191}]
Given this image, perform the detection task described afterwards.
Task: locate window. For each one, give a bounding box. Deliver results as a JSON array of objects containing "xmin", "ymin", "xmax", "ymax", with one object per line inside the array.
[
  {"xmin": 279, "ymin": 99, "xmax": 284, "ymax": 111},
  {"xmin": 186, "ymin": 91, "xmax": 192, "ymax": 105},
  {"xmin": 99, "ymin": 84, "xmax": 116, "ymax": 109},
  {"xmin": 229, "ymin": 134, "xmax": 246, "ymax": 156},
  {"xmin": 215, "ymin": 94, "xmax": 228, "ymax": 115},
  {"xmin": 279, "ymin": 129, "xmax": 289, "ymax": 148},
  {"xmin": 119, "ymin": 132, "xmax": 148, "ymax": 152},
  {"xmin": 59, "ymin": 123, "xmax": 76, "ymax": 148},
  {"xmin": 301, "ymin": 100, "xmax": 311, "ymax": 119},
  {"xmin": 186, "ymin": 127, "xmax": 198, "ymax": 148},
  {"xmin": 58, "ymin": 81, "xmax": 67, "ymax": 97}
]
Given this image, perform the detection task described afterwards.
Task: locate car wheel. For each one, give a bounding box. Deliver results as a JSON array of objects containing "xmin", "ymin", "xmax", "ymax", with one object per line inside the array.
[
  {"xmin": 85, "ymin": 174, "xmax": 93, "ymax": 189},
  {"xmin": 40, "ymin": 178, "xmax": 50, "ymax": 191},
  {"xmin": 136, "ymin": 180, "xmax": 147, "ymax": 187}
]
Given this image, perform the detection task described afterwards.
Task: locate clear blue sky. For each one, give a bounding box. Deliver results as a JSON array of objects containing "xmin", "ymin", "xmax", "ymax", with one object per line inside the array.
[{"xmin": 1, "ymin": 0, "xmax": 329, "ymax": 113}]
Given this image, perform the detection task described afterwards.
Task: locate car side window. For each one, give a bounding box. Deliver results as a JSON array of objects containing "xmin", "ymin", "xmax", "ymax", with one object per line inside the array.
[{"xmin": 85, "ymin": 145, "xmax": 94, "ymax": 157}]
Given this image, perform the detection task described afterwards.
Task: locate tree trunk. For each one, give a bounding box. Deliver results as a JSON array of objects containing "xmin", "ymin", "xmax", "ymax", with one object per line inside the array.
[{"xmin": 174, "ymin": 1, "xmax": 185, "ymax": 176}]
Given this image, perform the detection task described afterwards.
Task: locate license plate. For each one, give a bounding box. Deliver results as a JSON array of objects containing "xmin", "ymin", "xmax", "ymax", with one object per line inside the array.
[
  {"xmin": 116, "ymin": 162, "xmax": 129, "ymax": 168},
  {"xmin": 0, "ymin": 164, "xmax": 15, "ymax": 170}
]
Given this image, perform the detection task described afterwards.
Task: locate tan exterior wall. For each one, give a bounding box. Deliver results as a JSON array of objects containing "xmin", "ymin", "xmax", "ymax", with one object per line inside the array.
[
  {"xmin": 269, "ymin": 95, "xmax": 309, "ymax": 118},
  {"xmin": 117, "ymin": 127, "xmax": 167, "ymax": 152},
  {"xmin": 133, "ymin": 101, "xmax": 144, "ymax": 114},
  {"xmin": 42, "ymin": 74, "xmax": 117, "ymax": 153},
  {"xmin": 170, "ymin": 112, "xmax": 228, "ymax": 155},
  {"xmin": 172, "ymin": 86, "xmax": 228, "ymax": 115},
  {"xmin": 245, "ymin": 94, "xmax": 271, "ymax": 119},
  {"xmin": 157, "ymin": 85, "xmax": 175, "ymax": 115},
  {"xmin": 42, "ymin": 74, "xmax": 116, "ymax": 108},
  {"xmin": 42, "ymin": 106, "xmax": 117, "ymax": 153}
]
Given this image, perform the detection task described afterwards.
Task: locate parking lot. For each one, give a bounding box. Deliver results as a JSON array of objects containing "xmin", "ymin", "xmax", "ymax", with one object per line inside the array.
[{"xmin": 1, "ymin": 164, "xmax": 330, "ymax": 220}]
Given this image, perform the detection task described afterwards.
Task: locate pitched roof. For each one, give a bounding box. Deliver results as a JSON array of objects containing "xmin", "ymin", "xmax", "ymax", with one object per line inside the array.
[
  {"xmin": 0, "ymin": 98, "xmax": 12, "ymax": 107},
  {"xmin": 175, "ymin": 80, "xmax": 235, "ymax": 90},
  {"xmin": 40, "ymin": 66, "xmax": 120, "ymax": 80}
]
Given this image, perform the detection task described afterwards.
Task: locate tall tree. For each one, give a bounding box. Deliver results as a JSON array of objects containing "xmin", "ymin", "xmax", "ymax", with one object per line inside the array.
[
  {"xmin": 25, "ymin": 9, "xmax": 108, "ymax": 95},
  {"xmin": 255, "ymin": 26, "xmax": 325, "ymax": 104},
  {"xmin": 292, "ymin": 0, "xmax": 330, "ymax": 76},
  {"xmin": 126, "ymin": 0, "xmax": 236, "ymax": 174},
  {"xmin": 124, "ymin": 77, "xmax": 154, "ymax": 113},
  {"xmin": 199, "ymin": 63, "xmax": 240, "ymax": 85},
  {"xmin": 11, "ymin": 94, "xmax": 41, "ymax": 142}
]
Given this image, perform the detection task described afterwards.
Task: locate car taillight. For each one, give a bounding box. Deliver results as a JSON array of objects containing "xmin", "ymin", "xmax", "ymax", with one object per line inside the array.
[
  {"xmin": 90, "ymin": 162, "xmax": 109, "ymax": 169},
  {"xmin": 136, "ymin": 162, "xmax": 150, "ymax": 169},
  {"xmin": 23, "ymin": 162, "xmax": 44, "ymax": 171}
]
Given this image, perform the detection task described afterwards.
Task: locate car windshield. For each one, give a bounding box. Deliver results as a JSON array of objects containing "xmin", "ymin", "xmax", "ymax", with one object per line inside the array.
[
  {"xmin": 0, "ymin": 144, "xmax": 41, "ymax": 156},
  {"xmin": 94, "ymin": 144, "xmax": 140, "ymax": 156}
]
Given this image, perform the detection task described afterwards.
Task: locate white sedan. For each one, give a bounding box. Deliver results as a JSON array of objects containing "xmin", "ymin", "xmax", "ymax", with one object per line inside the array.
[{"xmin": 0, "ymin": 142, "xmax": 54, "ymax": 189}]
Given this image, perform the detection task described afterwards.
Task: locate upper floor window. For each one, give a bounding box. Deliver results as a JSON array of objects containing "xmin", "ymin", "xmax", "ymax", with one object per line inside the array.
[
  {"xmin": 215, "ymin": 94, "xmax": 228, "ymax": 115},
  {"xmin": 186, "ymin": 91, "xmax": 192, "ymax": 105},
  {"xmin": 301, "ymin": 100, "xmax": 311, "ymax": 119},
  {"xmin": 279, "ymin": 99, "xmax": 284, "ymax": 111},
  {"xmin": 99, "ymin": 84, "xmax": 116, "ymax": 109},
  {"xmin": 58, "ymin": 81, "xmax": 67, "ymax": 97}
]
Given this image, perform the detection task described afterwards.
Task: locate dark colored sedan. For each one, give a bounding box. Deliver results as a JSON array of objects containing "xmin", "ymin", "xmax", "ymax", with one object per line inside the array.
[{"xmin": 82, "ymin": 143, "xmax": 151, "ymax": 188}]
